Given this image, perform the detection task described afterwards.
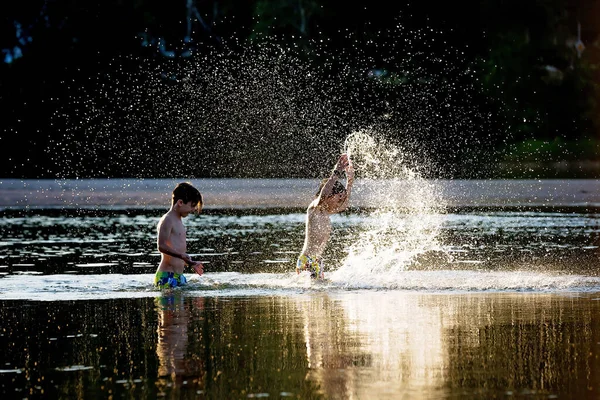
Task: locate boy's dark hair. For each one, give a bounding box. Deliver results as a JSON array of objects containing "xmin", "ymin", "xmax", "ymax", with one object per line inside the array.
[
  {"xmin": 315, "ymin": 179, "xmax": 346, "ymax": 198},
  {"xmin": 172, "ymin": 182, "xmax": 203, "ymax": 211}
]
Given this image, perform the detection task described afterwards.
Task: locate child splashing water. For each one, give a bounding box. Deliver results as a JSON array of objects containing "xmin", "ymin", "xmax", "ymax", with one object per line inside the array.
[{"xmin": 296, "ymin": 153, "xmax": 355, "ymax": 279}]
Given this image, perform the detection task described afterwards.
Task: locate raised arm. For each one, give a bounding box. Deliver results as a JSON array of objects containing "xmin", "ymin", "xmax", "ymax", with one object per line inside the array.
[
  {"xmin": 316, "ymin": 154, "xmax": 350, "ymax": 206},
  {"xmin": 330, "ymin": 157, "xmax": 354, "ymax": 213},
  {"xmin": 339, "ymin": 158, "xmax": 355, "ymax": 211}
]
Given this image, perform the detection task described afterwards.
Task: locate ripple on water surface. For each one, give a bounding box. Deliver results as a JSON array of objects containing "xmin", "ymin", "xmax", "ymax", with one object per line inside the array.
[{"xmin": 2, "ymin": 270, "xmax": 600, "ymax": 301}]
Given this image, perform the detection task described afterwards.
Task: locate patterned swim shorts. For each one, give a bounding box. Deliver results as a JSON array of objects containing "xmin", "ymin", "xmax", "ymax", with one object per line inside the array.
[
  {"xmin": 296, "ymin": 254, "xmax": 324, "ymax": 279},
  {"xmin": 154, "ymin": 271, "xmax": 187, "ymax": 289}
]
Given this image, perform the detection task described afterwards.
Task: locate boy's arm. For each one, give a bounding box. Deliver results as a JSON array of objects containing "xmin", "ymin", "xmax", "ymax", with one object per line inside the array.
[
  {"xmin": 331, "ymin": 159, "xmax": 355, "ymax": 213},
  {"xmin": 316, "ymin": 172, "xmax": 341, "ymax": 206},
  {"xmin": 156, "ymin": 218, "xmax": 193, "ymax": 264},
  {"xmin": 316, "ymin": 154, "xmax": 349, "ymax": 206}
]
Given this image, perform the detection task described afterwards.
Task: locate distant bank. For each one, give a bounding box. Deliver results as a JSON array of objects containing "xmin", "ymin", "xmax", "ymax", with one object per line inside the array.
[{"xmin": 0, "ymin": 178, "xmax": 598, "ymax": 210}]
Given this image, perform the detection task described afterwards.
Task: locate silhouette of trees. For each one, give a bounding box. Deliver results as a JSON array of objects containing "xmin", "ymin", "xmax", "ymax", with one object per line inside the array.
[{"xmin": 1, "ymin": 0, "xmax": 598, "ymax": 178}]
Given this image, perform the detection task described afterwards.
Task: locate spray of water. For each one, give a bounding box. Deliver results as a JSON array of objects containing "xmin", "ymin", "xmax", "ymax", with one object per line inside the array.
[
  {"xmin": 331, "ymin": 130, "xmax": 446, "ymax": 281},
  {"xmin": 47, "ymin": 17, "xmax": 499, "ymax": 180}
]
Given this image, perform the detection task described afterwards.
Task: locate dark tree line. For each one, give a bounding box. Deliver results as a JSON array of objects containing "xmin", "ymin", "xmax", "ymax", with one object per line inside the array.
[{"xmin": 1, "ymin": 0, "xmax": 598, "ymax": 178}]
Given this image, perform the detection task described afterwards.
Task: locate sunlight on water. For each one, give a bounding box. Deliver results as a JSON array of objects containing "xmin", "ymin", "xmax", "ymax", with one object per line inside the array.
[
  {"xmin": 3, "ymin": 270, "xmax": 600, "ymax": 301},
  {"xmin": 298, "ymin": 292, "xmax": 447, "ymax": 394},
  {"xmin": 333, "ymin": 130, "xmax": 446, "ymax": 281}
]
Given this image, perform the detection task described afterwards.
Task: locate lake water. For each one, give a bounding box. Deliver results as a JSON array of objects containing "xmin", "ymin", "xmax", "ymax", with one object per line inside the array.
[{"xmin": 1, "ymin": 178, "xmax": 599, "ymax": 399}]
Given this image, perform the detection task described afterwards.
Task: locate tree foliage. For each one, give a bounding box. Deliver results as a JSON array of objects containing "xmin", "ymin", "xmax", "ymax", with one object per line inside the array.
[{"xmin": 1, "ymin": 0, "xmax": 598, "ymax": 178}]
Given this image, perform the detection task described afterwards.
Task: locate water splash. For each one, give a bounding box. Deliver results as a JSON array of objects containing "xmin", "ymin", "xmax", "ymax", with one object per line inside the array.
[
  {"xmin": 2, "ymin": 271, "xmax": 600, "ymax": 301},
  {"xmin": 333, "ymin": 130, "xmax": 446, "ymax": 280},
  {"xmin": 47, "ymin": 19, "xmax": 497, "ymax": 180}
]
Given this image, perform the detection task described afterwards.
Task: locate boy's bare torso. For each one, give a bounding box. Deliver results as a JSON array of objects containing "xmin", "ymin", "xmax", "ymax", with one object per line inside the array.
[
  {"xmin": 157, "ymin": 211, "xmax": 187, "ymax": 274},
  {"xmin": 301, "ymin": 200, "xmax": 332, "ymax": 258}
]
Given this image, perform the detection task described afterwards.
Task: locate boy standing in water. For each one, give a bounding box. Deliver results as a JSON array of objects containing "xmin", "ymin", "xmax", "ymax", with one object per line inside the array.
[
  {"xmin": 297, "ymin": 153, "xmax": 355, "ymax": 279},
  {"xmin": 155, "ymin": 182, "xmax": 205, "ymax": 289}
]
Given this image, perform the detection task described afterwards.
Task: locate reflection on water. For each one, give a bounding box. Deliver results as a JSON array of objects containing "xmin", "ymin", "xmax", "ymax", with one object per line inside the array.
[
  {"xmin": 313, "ymin": 292, "xmax": 600, "ymax": 399},
  {"xmin": 155, "ymin": 293, "xmax": 205, "ymax": 397},
  {"xmin": 2, "ymin": 292, "xmax": 600, "ymax": 399},
  {"xmin": 152, "ymin": 293, "xmax": 324, "ymax": 399},
  {"xmin": 0, "ymin": 298, "xmax": 158, "ymax": 398}
]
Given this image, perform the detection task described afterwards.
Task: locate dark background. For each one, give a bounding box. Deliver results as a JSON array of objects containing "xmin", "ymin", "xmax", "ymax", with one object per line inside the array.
[{"xmin": 1, "ymin": 0, "xmax": 599, "ymax": 179}]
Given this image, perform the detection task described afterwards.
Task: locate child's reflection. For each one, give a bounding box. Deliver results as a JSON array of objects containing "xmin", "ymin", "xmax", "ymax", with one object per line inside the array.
[
  {"xmin": 155, "ymin": 292, "xmax": 205, "ymax": 393},
  {"xmin": 299, "ymin": 293, "xmax": 364, "ymax": 398}
]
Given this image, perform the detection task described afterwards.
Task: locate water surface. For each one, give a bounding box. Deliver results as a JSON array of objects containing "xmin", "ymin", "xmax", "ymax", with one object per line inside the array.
[{"xmin": 1, "ymin": 178, "xmax": 600, "ymax": 399}]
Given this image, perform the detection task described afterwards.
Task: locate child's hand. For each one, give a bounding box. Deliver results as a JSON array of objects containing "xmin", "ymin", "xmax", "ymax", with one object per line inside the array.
[
  {"xmin": 191, "ymin": 261, "xmax": 204, "ymax": 276},
  {"xmin": 334, "ymin": 154, "xmax": 349, "ymax": 172}
]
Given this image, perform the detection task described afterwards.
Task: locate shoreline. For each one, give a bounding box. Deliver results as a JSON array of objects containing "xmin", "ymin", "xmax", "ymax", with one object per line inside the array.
[{"xmin": 1, "ymin": 178, "xmax": 599, "ymax": 209}]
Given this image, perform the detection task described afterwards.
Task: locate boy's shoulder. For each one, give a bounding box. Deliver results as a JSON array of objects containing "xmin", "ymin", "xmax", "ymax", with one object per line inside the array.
[{"xmin": 158, "ymin": 210, "xmax": 177, "ymax": 224}]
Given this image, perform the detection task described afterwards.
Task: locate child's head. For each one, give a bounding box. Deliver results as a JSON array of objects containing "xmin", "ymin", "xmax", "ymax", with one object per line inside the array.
[{"xmin": 172, "ymin": 182, "xmax": 203, "ymax": 212}]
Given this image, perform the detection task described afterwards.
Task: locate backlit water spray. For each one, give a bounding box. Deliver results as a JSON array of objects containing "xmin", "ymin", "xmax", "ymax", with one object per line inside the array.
[{"xmin": 330, "ymin": 130, "xmax": 446, "ymax": 283}]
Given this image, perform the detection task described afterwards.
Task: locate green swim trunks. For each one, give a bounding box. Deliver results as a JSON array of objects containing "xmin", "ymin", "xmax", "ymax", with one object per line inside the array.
[
  {"xmin": 296, "ymin": 254, "xmax": 324, "ymax": 279},
  {"xmin": 154, "ymin": 271, "xmax": 187, "ymax": 289}
]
